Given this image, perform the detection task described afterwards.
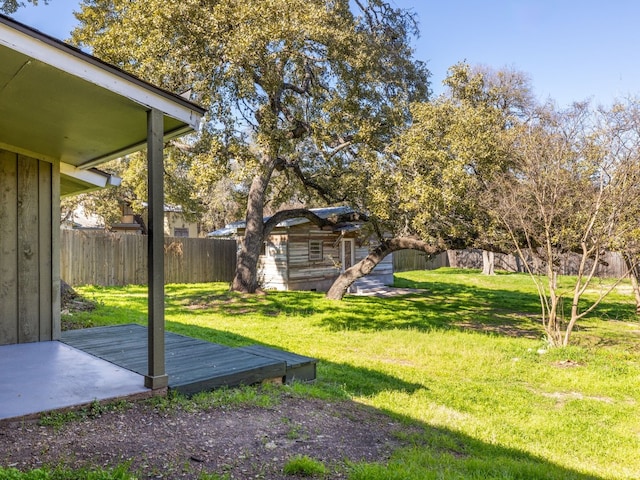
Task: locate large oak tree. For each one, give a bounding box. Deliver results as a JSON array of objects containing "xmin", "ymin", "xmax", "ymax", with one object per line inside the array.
[{"xmin": 72, "ymin": 0, "xmax": 429, "ymax": 292}]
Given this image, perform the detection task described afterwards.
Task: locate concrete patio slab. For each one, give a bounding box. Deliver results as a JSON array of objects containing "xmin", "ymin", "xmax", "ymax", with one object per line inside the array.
[{"xmin": 0, "ymin": 341, "xmax": 149, "ymax": 421}]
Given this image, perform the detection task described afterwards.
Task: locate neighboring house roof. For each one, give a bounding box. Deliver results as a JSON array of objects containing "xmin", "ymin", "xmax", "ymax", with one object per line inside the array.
[
  {"xmin": 64, "ymin": 204, "xmax": 105, "ymax": 229},
  {"xmin": 0, "ymin": 14, "xmax": 206, "ymax": 194},
  {"xmin": 140, "ymin": 202, "xmax": 189, "ymax": 213},
  {"xmin": 208, "ymin": 221, "xmax": 245, "ymax": 238},
  {"xmin": 70, "ymin": 203, "xmax": 192, "ymax": 231},
  {"xmin": 208, "ymin": 206, "xmax": 362, "ymax": 237},
  {"xmin": 275, "ymin": 206, "xmax": 356, "ymax": 228},
  {"xmin": 164, "ymin": 205, "xmax": 184, "ymax": 213}
]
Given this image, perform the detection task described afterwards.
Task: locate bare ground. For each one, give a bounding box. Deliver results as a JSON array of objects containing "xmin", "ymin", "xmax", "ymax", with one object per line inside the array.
[{"xmin": 0, "ymin": 394, "xmax": 420, "ymax": 479}]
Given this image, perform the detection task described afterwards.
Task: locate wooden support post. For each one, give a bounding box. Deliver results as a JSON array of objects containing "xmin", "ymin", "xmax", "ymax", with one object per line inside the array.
[
  {"xmin": 145, "ymin": 108, "xmax": 168, "ymax": 390},
  {"xmin": 50, "ymin": 159, "xmax": 61, "ymax": 340}
]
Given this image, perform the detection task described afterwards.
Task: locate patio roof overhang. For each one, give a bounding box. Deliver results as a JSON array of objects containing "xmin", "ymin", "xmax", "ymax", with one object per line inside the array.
[
  {"xmin": 0, "ymin": 14, "xmax": 206, "ymax": 195},
  {"xmin": 0, "ymin": 14, "xmax": 207, "ymax": 391}
]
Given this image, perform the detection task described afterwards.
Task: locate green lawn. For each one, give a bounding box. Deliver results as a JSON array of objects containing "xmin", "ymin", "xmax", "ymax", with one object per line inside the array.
[{"xmin": 61, "ymin": 269, "xmax": 640, "ymax": 479}]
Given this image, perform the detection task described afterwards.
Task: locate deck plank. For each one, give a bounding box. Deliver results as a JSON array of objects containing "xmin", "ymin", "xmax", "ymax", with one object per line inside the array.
[
  {"xmin": 60, "ymin": 324, "xmax": 314, "ymax": 394},
  {"xmin": 239, "ymin": 345, "xmax": 317, "ymax": 383}
]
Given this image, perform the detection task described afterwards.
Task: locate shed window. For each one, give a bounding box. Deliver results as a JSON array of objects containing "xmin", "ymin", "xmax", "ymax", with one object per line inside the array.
[
  {"xmin": 309, "ymin": 240, "xmax": 323, "ymax": 261},
  {"xmin": 173, "ymin": 227, "xmax": 189, "ymax": 237}
]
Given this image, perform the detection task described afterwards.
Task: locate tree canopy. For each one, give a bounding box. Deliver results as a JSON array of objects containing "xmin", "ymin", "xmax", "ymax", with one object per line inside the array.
[
  {"xmin": 338, "ymin": 62, "xmax": 640, "ymax": 345},
  {"xmin": 1, "ymin": 0, "xmax": 45, "ymax": 14},
  {"xmin": 324, "ymin": 63, "xmax": 532, "ymax": 298},
  {"xmin": 72, "ymin": 0, "xmax": 430, "ymax": 292}
]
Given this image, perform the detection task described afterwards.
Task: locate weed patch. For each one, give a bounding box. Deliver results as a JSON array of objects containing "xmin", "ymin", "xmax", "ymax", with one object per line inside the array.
[{"xmin": 283, "ymin": 455, "xmax": 326, "ymax": 477}]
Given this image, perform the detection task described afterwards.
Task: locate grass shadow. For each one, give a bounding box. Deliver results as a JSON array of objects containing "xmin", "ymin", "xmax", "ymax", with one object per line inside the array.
[
  {"xmin": 164, "ymin": 320, "xmax": 426, "ymax": 398},
  {"xmin": 71, "ymin": 272, "xmax": 636, "ymax": 356},
  {"xmin": 320, "ymin": 278, "xmax": 545, "ymax": 339},
  {"xmin": 68, "ymin": 272, "xmax": 637, "ymax": 346},
  {"xmin": 348, "ymin": 402, "xmax": 604, "ymax": 480}
]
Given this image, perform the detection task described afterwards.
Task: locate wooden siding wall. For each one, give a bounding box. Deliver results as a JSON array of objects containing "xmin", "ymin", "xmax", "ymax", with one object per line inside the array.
[
  {"xmin": 286, "ymin": 229, "xmax": 344, "ymax": 291},
  {"xmin": 60, "ymin": 230, "xmax": 237, "ymax": 286},
  {"xmin": 355, "ymin": 246, "xmax": 394, "ymax": 282},
  {"xmin": 258, "ymin": 227, "xmax": 398, "ymax": 292},
  {"xmin": 0, "ymin": 150, "xmax": 59, "ymax": 346},
  {"xmin": 257, "ymin": 227, "xmax": 396, "ymax": 292},
  {"xmin": 257, "ymin": 228, "xmax": 348, "ymax": 291},
  {"xmin": 258, "ymin": 234, "xmax": 289, "ymax": 290}
]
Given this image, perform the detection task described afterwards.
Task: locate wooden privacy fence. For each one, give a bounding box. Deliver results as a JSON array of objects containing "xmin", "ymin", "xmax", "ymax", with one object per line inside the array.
[
  {"xmin": 60, "ymin": 230, "xmax": 237, "ymax": 286},
  {"xmin": 393, "ymin": 249, "xmax": 450, "ymax": 272},
  {"xmin": 394, "ymin": 248, "xmax": 629, "ymax": 279}
]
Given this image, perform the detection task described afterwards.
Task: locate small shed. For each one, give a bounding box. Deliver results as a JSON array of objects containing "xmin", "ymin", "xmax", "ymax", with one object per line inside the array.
[
  {"xmin": 0, "ymin": 15, "xmax": 205, "ymax": 389},
  {"xmin": 210, "ymin": 206, "xmax": 394, "ymax": 292}
]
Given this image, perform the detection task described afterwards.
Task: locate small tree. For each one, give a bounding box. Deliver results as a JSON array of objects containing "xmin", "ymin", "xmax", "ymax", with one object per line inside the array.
[{"xmin": 487, "ymin": 101, "xmax": 640, "ymax": 346}]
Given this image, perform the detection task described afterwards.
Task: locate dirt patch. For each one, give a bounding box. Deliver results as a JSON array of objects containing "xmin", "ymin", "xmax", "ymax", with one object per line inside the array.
[
  {"xmin": 454, "ymin": 320, "xmax": 541, "ymax": 339},
  {"xmin": 0, "ymin": 395, "xmax": 419, "ymax": 479},
  {"xmin": 60, "ymin": 283, "xmax": 98, "ymax": 330},
  {"xmin": 539, "ymin": 390, "xmax": 614, "ymax": 405},
  {"xmin": 553, "ymin": 359, "xmax": 582, "ymax": 368}
]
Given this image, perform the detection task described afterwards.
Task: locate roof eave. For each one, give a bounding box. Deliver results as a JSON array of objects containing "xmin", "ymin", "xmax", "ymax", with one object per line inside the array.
[
  {"xmin": 0, "ymin": 14, "xmax": 206, "ymax": 131},
  {"xmin": 77, "ymin": 125, "xmax": 195, "ymax": 169},
  {"xmin": 60, "ymin": 162, "xmax": 122, "ymax": 197}
]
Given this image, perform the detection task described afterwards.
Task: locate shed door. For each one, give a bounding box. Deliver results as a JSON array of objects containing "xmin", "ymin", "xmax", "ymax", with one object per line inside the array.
[{"xmin": 341, "ymin": 239, "xmax": 354, "ymax": 272}]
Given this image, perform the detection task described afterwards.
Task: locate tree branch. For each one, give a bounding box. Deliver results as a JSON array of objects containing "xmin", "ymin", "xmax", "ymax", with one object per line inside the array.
[
  {"xmin": 326, "ymin": 236, "xmax": 443, "ymax": 300},
  {"xmin": 282, "ymin": 82, "xmax": 308, "ymax": 95},
  {"xmin": 276, "ymin": 158, "xmax": 336, "ymax": 203}
]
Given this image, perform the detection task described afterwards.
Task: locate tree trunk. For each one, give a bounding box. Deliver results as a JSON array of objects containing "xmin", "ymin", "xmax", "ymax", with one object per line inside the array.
[
  {"xmin": 623, "ymin": 255, "xmax": 640, "ymax": 315},
  {"xmin": 326, "ymin": 237, "xmax": 440, "ymax": 300},
  {"xmin": 630, "ymin": 271, "xmax": 640, "ymax": 316},
  {"xmin": 231, "ymin": 164, "xmax": 274, "ymax": 293},
  {"xmin": 544, "ymin": 270, "xmax": 565, "ymax": 347},
  {"xmin": 481, "ymin": 250, "xmax": 495, "ymax": 275},
  {"xmin": 546, "ymin": 294, "xmax": 563, "ymax": 346}
]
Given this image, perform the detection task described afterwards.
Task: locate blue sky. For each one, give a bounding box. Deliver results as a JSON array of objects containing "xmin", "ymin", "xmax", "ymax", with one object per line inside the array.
[{"xmin": 10, "ymin": 0, "xmax": 640, "ymax": 107}]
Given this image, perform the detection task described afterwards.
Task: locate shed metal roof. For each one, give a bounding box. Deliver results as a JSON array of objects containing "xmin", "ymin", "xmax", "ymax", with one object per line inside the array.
[
  {"xmin": 0, "ymin": 14, "xmax": 206, "ymax": 195},
  {"xmin": 208, "ymin": 206, "xmax": 361, "ymax": 237}
]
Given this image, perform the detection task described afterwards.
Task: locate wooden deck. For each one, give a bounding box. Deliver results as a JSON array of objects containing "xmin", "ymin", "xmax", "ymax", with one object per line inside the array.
[{"xmin": 61, "ymin": 324, "xmax": 317, "ymax": 395}]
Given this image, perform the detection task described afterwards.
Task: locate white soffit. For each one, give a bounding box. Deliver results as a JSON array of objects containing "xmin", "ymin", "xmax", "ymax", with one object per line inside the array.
[
  {"xmin": 60, "ymin": 162, "xmax": 122, "ymax": 196},
  {"xmin": 61, "ymin": 162, "xmax": 108, "ymax": 188}
]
